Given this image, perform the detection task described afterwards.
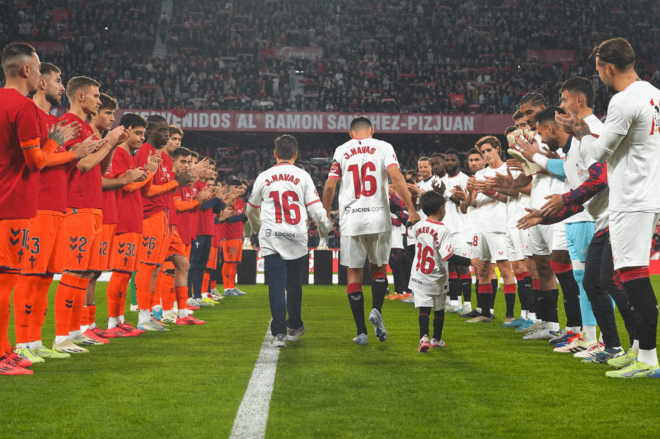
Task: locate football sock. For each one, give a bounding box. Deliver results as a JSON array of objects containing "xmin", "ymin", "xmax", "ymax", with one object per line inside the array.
[
  {"xmin": 55, "ymin": 274, "xmax": 88, "ymax": 337},
  {"xmin": 448, "ymin": 273, "xmax": 460, "ymax": 302},
  {"xmin": 475, "ymin": 280, "xmax": 482, "ymax": 311},
  {"xmin": 152, "ymin": 272, "xmax": 163, "ymax": 310},
  {"xmin": 202, "ymin": 272, "xmax": 210, "ymax": 294},
  {"xmin": 584, "ymin": 325, "xmax": 597, "ymax": 343},
  {"xmin": 544, "ymin": 289, "xmax": 560, "ymax": 324},
  {"xmin": 108, "ymin": 317, "xmax": 120, "ymax": 329},
  {"xmin": 478, "ymin": 284, "xmax": 492, "ymax": 318},
  {"xmin": 175, "ymin": 286, "xmax": 189, "ymax": 311},
  {"xmin": 503, "ymin": 283, "xmax": 516, "ymax": 318},
  {"xmin": 88, "ymin": 304, "xmax": 96, "ymax": 329},
  {"xmin": 347, "ymin": 283, "xmax": 367, "ymax": 335},
  {"xmin": 433, "ymin": 309, "xmax": 445, "ymax": 340},
  {"xmin": 419, "ymin": 307, "xmax": 431, "ymax": 339},
  {"xmin": 223, "ymin": 263, "xmax": 237, "ymax": 289},
  {"xmin": 632, "ymin": 339, "xmax": 640, "ymax": 354},
  {"xmin": 80, "ymin": 306, "xmax": 90, "ymax": 332},
  {"xmin": 639, "ymin": 348, "xmax": 658, "ymax": 367},
  {"xmin": 13, "ymin": 274, "xmax": 41, "ymax": 345},
  {"xmin": 371, "ymin": 273, "xmax": 388, "ymax": 313},
  {"xmin": 107, "ymin": 271, "xmax": 131, "ymax": 318},
  {"xmin": 553, "ymin": 264, "xmax": 582, "ymax": 328},
  {"xmin": 210, "ymin": 280, "xmax": 217, "ymax": 291},
  {"xmin": 491, "ymin": 278, "xmax": 498, "ymax": 309},
  {"xmin": 136, "ymin": 263, "xmax": 157, "ymax": 310},
  {"xmin": 460, "ymin": 273, "xmax": 472, "ymax": 303},
  {"xmin": 138, "ymin": 310, "xmax": 151, "ymax": 325},
  {"xmin": 621, "ymin": 274, "xmax": 658, "ymax": 354},
  {"xmin": 534, "ymin": 287, "xmax": 545, "ymax": 322},
  {"xmin": 0, "ymin": 273, "xmax": 19, "ymax": 354},
  {"xmin": 160, "ymin": 274, "xmax": 175, "ymax": 311},
  {"xmin": 28, "ymin": 274, "xmax": 53, "ymax": 345}
]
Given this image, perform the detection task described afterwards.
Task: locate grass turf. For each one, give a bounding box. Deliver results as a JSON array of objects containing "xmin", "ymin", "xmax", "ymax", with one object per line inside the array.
[{"xmin": 1, "ymin": 278, "xmax": 660, "ymax": 438}]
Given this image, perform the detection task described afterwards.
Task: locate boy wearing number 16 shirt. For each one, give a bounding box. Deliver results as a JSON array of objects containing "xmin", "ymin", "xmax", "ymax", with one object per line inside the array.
[{"xmin": 247, "ymin": 135, "xmax": 331, "ymax": 348}]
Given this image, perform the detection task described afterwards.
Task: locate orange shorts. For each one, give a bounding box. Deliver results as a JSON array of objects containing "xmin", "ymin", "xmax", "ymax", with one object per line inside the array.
[
  {"xmin": 62, "ymin": 208, "xmax": 103, "ymax": 272},
  {"xmin": 160, "ymin": 227, "xmax": 188, "ymax": 273},
  {"xmin": 0, "ymin": 218, "xmax": 31, "ymax": 271},
  {"xmin": 109, "ymin": 232, "xmax": 140, "ymax": 273},
  {"xmin": 21, "ymin": 211, "xmax": 67, "ymax": 275},
  {"xmin": 185, "ymin": 244, "xmax": 191, "ymax": 259},
  {"xmin": 97, "ymin": 223, "xmax": 116, "ymax": 271},
  {"xmin": 206, "ymin": 246, "xmax": 219, "ymax": 270},
  {"xmin": 222, "ymin": 239, "xmax": 243, "ymax": 263}
]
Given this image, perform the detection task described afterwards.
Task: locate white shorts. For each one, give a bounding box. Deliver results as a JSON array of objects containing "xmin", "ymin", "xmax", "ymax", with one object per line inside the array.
[
  {"xmin": 473, "ymin": 232, "xmax": 507, "ymax": 262},
  {"xmin": 521, "ymin": 229, "xmax": 532, "ymax": 258},
  {"xmin": 413, "ymin": 290, "xmax": 447, "ymax": 311},
  {"xmin": 450, "ymin": 233, "xmax": 472, "ymax": 259},
  {"xmin": 529, "ymin": 222, "xmax": 568, "ymax": 256},
  {"xmin": 610, "ymin": 211, "xmax": 660, "ymax": 271},
  {"xmin": 506, "ymin": 228, "xmax": 526, "ymax": 262},
  {"xmin": 340, "ymin": 232, "xmax": 392, "ymax": 269}
]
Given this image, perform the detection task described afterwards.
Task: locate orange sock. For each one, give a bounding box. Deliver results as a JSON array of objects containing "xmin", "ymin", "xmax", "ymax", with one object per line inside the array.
[
  {"xmin": 229, "ymin": 263, "xmax": 238, "ymax": 289},
  {"xmin": 210, "ymin": 280, "xmax": 216, "ymax": 290},
  {"xmin": 13, "ymin": 274, "xmax": 41, "ymax": 345},
  {"xmin": 107, "ymin": 272, "xmax": 131, "ymax": 318},
  {"xmin": 223, "ymin": 263, "xmax": 236, "ymax": 289},
  {"xmin": 136, "ymin": 264, "xmax": 157, "ymax": 310},
  {"xmin": 202, "ymin": 272, "xmax": 210, "ymax": 294},
  {"xmin": 28, "ymin": 275, "xmax": 54, "ymax": 343},
  {"xmin": 55, "ymin": 273, "xmax": 82, "ymax": 337},
  {"xmin": 0, "ymin": 272, "xmax": 19, "ymax": 354},
  {"xmin": 68, "ymin": 277, "xmax": 90, "ymax": 333},
  {"xmin": 80, "ymin": 306, "xmax": 90, "ymax": 328},
  {"xmin": 88, "ymin": 304, "xmax": 96, "ymax": 326},
  {"xmin": 160, "ymin": 275, "xmax": 175, "ymax": 311},
  {"xmin": 152, "ymin": 271, "xmax": 163, "ymax": 309},
  {"xmin": 175, "ymin": 286, "xmax": 188, "ymax": 310}
]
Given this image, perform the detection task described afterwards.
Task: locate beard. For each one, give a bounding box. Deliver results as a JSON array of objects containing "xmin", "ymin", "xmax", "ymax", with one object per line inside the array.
[
  {"xmin": 444, "ymin": 164, "xmax": 458, "ymax": 175},
  {"xmin": 45, "ymin": 92, "xmax": 62, "ymax": 107},
  {"xmin": 433, "ymin": 167, "xmax": 445, "ymax": 176}
]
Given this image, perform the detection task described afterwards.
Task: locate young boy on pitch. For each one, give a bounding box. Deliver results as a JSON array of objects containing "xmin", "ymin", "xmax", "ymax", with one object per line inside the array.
[{"xmin": 407, "ymin": 191, "xmax": 474, "ymax": 352}]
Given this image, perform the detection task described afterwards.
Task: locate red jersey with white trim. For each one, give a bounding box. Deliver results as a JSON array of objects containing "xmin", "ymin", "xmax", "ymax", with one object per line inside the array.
[
  {"xmin": 62, "ymin": 113, "xmax": 99, "ymax": 209},
  {"xmin": 406, "ymin": 219, "xmax": 453, "ymax": 295},
  {"xmin": 135, "ymin": 142, "xmax": 176, "ymax": 219},
  {"xmin": 111, "ymin": 147, "xmax": 145, "ymax": 234},
  {"xmin": 328, "ymin": 137, "xmax": 399, "ymax": 236},
  {"xmin": 0, "ymin": 88, "xmax": 42, "ymax": 219},
  {"xmin": 37, "ymin": 111, "xmax": 68, "ymax": 213},
  {"xmin": 101, "ymin": 160, "xmax": 119, "ymax": 225},
  {"xmin": 174, "ymin": 185, "xmax": 196, "ymax": 244},
  {"xmin": 249, "ymin": 163, "xmax": 330, "ymax": 260},
  {"xmin": 196, "ymin": 181, "xmax": 216, "ymax": 236},
  {"xmin": 190, "ymin": 181, "xmax": 203, "ymax": 239},
  {"xmin": 224, "ymin": 198, "xmax": 245, "ymax": 240}
]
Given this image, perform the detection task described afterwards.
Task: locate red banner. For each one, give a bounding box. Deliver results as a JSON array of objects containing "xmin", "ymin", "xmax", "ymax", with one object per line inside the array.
[
  {"xmin": 51, "ymin": 9, "xmax": 70, "ymax": 22},
  {"xmin": 526, "ymin": 49, "xmax": 576, "ymax": 63},
  {"xmin": 50, "ymin": 109, "xmax": 513, "ymax": 134},
  {"xmin": 450, "ymin": 94, "xmax": 465, "ymax": 107}
]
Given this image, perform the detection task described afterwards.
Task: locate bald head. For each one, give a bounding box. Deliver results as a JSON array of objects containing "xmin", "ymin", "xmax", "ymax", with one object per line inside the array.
[{"xmin": 2, "ymin": 43, "xmax": 40, "ymax": 93}]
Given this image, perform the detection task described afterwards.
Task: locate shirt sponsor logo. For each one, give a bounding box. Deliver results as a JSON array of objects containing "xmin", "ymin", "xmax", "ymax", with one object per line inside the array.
[
  {"xmin": 343, "ymin": 206, "xmax": 385, "ymax": 215},
  {"xmin": 263, "ymin": 229, "xmax": 305, "ymax": 239},
  {"xmin": 411, "ymin": 277, "xmax": 437, "ymax": 288}
]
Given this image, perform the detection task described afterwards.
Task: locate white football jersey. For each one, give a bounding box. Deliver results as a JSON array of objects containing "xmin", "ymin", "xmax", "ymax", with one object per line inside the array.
[
  {"xmin": 248, "ymin": 163, "xmax": 331, "ymax": 260},
  {"xmin": 583, "ymin": 81, "xmax": 660, "ymax": 213},
  {"xmin": 563, "ymin": 115, "xmax": 603, "ymax": 224},
  {"xmin": 329, "ymin": 137, "xmax": 399, "ymax": 236},
  {"xmin": 409, "ymin": 174, "xmax": 443, "ymax": 245},
  {"xmin": 472, "ymin": 163, "xmax": 508, "ymax": 233},
  {"xmin": 406, "ymin": 219, "xmax": 453, "ymax": 294},
  {"xmin": 440, "ymin": 172, "xmax": 469, "ymax": 236},
  {"xmin": 530, "ymin": 134, "xmax": 566, "ymax": 210},
  {"xmin": 391, "ymin": 214, "xmax": 405, "ymax": 249},
  {"xmin": 505, "ymin": 168, "xmax": 522, "ymax": 229}
]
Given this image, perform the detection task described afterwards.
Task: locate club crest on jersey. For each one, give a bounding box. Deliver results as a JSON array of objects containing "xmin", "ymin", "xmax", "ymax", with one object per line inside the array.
[{"xmin": 344, "ymin": 146, "xmax": 376, "ymax": 160}]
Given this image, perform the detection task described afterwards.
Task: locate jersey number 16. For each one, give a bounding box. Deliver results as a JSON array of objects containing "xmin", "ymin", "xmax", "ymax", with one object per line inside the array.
[
  {"xmin": 347, "ymin": 162, "xmax": 377, "ymax": 199},
  {"xmin": 269, "ymin": 190, "xmax": 301, "ymax": 225}
]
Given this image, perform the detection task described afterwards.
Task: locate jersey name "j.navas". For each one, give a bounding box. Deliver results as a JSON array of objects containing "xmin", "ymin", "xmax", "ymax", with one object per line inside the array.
[
  {"xmin": 343, "ymin": 146, "xmax": 376, "ymax": 160},
  {"xmin": 264, "ymin": 173, "xmax": 301, "ymax": 186}
]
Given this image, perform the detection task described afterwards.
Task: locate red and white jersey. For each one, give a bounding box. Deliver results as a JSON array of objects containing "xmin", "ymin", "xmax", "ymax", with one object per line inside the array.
[
  {"xmin": 440, "ymin": 172, "xmax": 469, "ymax": 235},
  {"xmin": 531, "ymin": 134, "xmax": 565, "ymax": 210},
  {"xmin": 409, "ymin": 174, "xmax": 442, "ymax": 246},
  {"xmin": 473, "ymin": 163, "xmax": 508, "ymax": 233},
  {"xmin": 328, "ymin": 137, "xmax": 399, "ymax": 236},
  {"xmin": 406, "ymin": 219, "xmax": 453, "ymax": 294},
  {"xmin": 249, "ymin": 163, "xmax": 330, "ymax": 260},
  {"xmin": 583, "ymin": 81, "xmax": 660, "ymax": 213}
]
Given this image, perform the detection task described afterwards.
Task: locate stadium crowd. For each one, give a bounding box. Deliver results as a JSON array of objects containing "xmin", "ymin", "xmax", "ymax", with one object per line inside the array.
[{"xmin": 3, "ymin": 0, "xmax": 660, "ymax": 113}]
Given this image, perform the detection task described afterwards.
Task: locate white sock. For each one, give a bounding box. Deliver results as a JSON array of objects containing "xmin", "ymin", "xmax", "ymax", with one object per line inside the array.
[
  {"xmin": 119, "ymin": 315, "xmax": 125, "ymax": 324},
  {"xmin": 80, "ymin": 325, "xmax": 90, "ymax": 332},
  {"xmin": 638, "ymin": 348, "xmax": 658, "ymax": 367},
  {"xmin": 202, "ymin": 292, "xmax": 209, "ymax": 299},
  {"xmin": 632, "ymin": 339, "xmax": 640, "ymax": 354},
  {"xmin": 108, "ymin": 317, "xmax": 119, "ymax": 329},
  {"xmin": 528, "ymin": 312, "xmax": 537, "ymax": 321},
  {"xmin": 54, "ymin": 335, "xmax": 69, "ymax": 344},
  {"xmin": 547, "ymin": 322, "xmax": 560, "ymax": 332},
  {"xmin": 178, "ymin": 309, "xmax": 189, "ymax": 318},
  {"xmin": 16, "ymin": 343, "xmax": 29, "ymax": 349},
  {"xmin": 90, "ymin": 322, "xmax": 96, "ymax": 329},
  {"xmin": 29, "ymin": 340, "xmax": 42, "ymax": 350},
  {"xmin": 571, "ymin": 326, "xmax": 581, "ymax": 334},
  {"xmin": 490, "ymin": 308, "xmax": 494, "ymax": 315},
  {"xmin": 584, "ymin": 325, "xmax": 597, "ymax": 343},
  {"xmin": 69, "ymin": 329, "xmax": 82, "ymax": 339},
  {"xmin": 138, "ymin": 310, "xmax": 151, "ymax": 325},
  {"xmin": 599, "ymin": 333, "xmax": 604, "ymax": 343},
  {"xmin": 521, "ymin": 310, "xmax": 527, "ymax": 320},
  {"xmin": 152, "ymin": 305, "xmax": 162, "ymax": 313},
  {"xmin": 224, "ymin": 288, "xmax": 230, "ymax": 292}
]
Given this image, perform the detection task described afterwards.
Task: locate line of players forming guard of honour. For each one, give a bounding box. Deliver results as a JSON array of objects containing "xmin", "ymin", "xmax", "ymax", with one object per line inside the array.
[{"xmin": 0, "ymin": 37, "xmax": 659, "ymax": 379}]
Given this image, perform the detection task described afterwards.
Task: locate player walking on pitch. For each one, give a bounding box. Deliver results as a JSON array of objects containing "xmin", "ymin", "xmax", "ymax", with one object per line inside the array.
[{"xmin": 323, "ymin": 116, "xmax": 419, "ymax": 345}]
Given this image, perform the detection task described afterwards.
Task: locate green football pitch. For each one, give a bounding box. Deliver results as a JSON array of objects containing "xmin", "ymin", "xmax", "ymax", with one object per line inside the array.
[{"xmin": 1, "ymin": 278, "xmax": 660, "ymax": 439}]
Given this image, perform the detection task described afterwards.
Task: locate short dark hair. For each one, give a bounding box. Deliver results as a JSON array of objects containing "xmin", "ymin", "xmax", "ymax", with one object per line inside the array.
[
  {"xmin": 199, "ymin": 156, "xmax": 216, "ymax": 166},
  {"xmin": 99, "ymin": 93, "xmax": 118, "ymax": 111},
  {"xmin": 119, "ymin": 113, "xmax": 147, "ymax": 129},
  {"xmin": 240, "ymin": 179, "xmax": 248, "ymax": 187},
  {"xmin": 430, "ymin": 153, "xmax": 444, "ymax": 159},
  {"xmin": 169, "ymin": 125, "xmax": 184, "ymax": 137},
  {"xmin": 350, "ymin": 116, "xmax": 372, "ymax": 132},
  {"xmin": 66, "ymin": 76, "xmax": 100, "ymax": 100},
  {"xmin": 535, "ymin": 106, "xmax": 565, "ymax": 126},
  {"xmin": 591, "ymin": 37, "xmax": 635, "ymax": 71},
  {"xmin": 146, "ymin": 115, "xmax": 168, "ymax": 132},
  {"xmin": 172, "ymin": 147, "xmax": 191, "ymax": 161},
  {"xmin": 190, "ymin": 150, "xmax": 199, "ymax": 159},
  {"xmin": 420, "ymin": 191, "xmax": 446, "ymax": 217},
  {"xmin": 274, "ymin": 134, "xmax": 298, "ymax": 160},
  {"xmin": 504, "ymin": 126, "xmax": 516, "ymax": 136},
  {"xmin": 229, "ymin": 179, "xmax": 242, "ymax": 187},
  {"xmin": 512, "ymin": 110, "xmax": 525, "ymax": 121},
  {"xmin": 560, "ymin": 77, "xmax": 596, "ymax": 108},
  {"xmin": 476, "ymin": 135, "xmax": 501, "ymax": 153},
  {"xmin": 519, "ymin": 92, "xmax": 547, "ymax": 108},
  {"xmin": 445, "ymin": 148, "xmax": 460, "ymax": 158},
  {"xmin": 39, "ymin": 62, "xmax": 61, "ymax": 77},
  {"xmin": 1, "ymin": 43, "xmax": 36, "ymax": 72},
  {"xmin": 467, "ymin": 147, "xmax": 483, "ymax": 158}
]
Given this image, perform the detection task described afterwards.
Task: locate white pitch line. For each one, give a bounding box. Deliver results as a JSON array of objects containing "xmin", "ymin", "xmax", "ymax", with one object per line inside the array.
[{"xmin": 229, "ymin": 327, "xmax": 280, "ymax": 439}]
